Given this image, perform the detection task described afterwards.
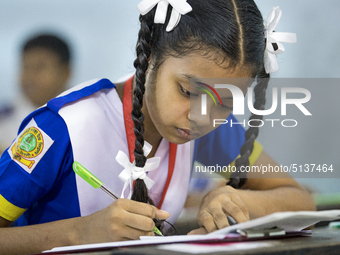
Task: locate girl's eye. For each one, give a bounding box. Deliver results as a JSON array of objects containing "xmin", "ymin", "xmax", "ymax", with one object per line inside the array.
[
  {"xmin": 179, "ymin": 85, "xmax": 197, "ymax": 97},
  {"xmin": 218, "ymin": 102, "xmax": 233, "ymax": 111}
]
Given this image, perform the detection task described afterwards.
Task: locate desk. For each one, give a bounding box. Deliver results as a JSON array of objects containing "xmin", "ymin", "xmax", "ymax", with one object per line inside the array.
[{"xmin": 46, "ymin": 227, "xmax": 340, "ymax": 255}]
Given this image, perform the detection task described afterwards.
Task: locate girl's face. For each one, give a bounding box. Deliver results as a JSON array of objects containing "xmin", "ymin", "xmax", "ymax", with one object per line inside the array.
[{"xmin": 144, "ymin": 54, "xmax": 253, "ymax": 144}]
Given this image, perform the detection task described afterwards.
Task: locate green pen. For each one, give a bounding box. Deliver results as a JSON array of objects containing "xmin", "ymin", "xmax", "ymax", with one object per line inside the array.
[{"xmin": 72, "ymin": 161, "xmax": 163, "ymax": 236}]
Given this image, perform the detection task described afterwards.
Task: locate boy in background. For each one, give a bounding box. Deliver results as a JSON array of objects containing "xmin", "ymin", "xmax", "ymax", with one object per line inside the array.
[{"xmin": 0, "ymin": 34, "xmax": 72, "ymax": 153}]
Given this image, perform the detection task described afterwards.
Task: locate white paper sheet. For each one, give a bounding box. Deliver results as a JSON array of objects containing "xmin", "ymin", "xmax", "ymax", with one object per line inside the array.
[
  {"xmin": 43, "ymin": 210, "xmax": 340, "ymax": 253},
  {"xmin": 208, "ymin": 209, "xmax": 340, "ymax": 237},
  {"xmin": 43, "ymin": 234, "xmax": 225, "ymax": 253},
  {"xmin": 158, "ymin": 241, "xmax": 279, "ymax": 254}
]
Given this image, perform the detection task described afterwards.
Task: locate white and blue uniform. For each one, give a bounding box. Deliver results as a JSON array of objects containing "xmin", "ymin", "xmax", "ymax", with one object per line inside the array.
[{"xmin": 0, "ymin": 78, "xmax": 262, "ymax": 226}]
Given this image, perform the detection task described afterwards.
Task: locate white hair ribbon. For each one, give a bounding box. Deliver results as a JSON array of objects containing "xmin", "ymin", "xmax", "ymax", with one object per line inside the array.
[
  {"xmin": 264, "ymin": 6, "xmax": 297, "ymax": 74},
  {"xmin": 137, "ymin": 0, "xmax": 193, "ymax": 32},
  {"xmin": 116, "ymin": 141, "xmax": 160, "ymax": 198}
]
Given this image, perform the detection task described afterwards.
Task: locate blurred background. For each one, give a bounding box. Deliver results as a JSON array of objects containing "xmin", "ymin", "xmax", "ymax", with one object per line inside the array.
[{"xmin": 0, "ymin": 0, "xmax": 339, "ymax": 209}]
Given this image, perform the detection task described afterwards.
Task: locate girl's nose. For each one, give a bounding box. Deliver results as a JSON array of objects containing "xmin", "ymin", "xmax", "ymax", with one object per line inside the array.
[{"xmin": 188, "ymin": 97, "xmax": 215, "ymax": 127}]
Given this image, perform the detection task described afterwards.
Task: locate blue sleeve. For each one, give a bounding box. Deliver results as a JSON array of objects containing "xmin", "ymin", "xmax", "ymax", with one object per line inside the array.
[
  {"xmin": 0, "ymin": 107, "xmax": 73, "ymax": 221},
  {"xmin": 193, "ymin": 114, "xmax": 245, "ymax": 167}
]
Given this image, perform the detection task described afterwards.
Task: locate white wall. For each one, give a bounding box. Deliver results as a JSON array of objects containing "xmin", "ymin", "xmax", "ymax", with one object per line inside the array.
[
  {"xmin": 0, "ymin": 0, "xmax": 141, "ymax": 104},
  {"xmin": 1, "ymin": 0, "xmax": 339, "ymax": 193}
]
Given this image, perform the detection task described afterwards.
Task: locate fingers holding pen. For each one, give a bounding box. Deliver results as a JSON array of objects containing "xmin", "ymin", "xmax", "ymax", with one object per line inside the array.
[
  {"xmin": 73, "ymin": 163, "xmax": 170, "ymax": 242},
  {"xmin": 118, "ymin": 226, "xmax": 155, "ymax": 240},
  {"xmin": 109, "ymin": 199, "xmax": 170, "ymax": 239},
  {"xmin": 121, "ymin": 199, "xmax": 170, "ymax": 220}
]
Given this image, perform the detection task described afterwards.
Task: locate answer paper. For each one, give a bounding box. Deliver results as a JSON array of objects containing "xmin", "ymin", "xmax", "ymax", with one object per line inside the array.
[
  {"xmin": 43, "ymin": 234, "xmax": 221, "ymax": 253},
  {"xmin": 43, "ymin": 210, "xmax": 340, "ymax": 253},
  {"xmin": 158, "ymin": 241, "xmax": 279, "ymax": 254},
  {"xmin": 208, "ymin": 209, "xmax": 340, "ymax": 237}
]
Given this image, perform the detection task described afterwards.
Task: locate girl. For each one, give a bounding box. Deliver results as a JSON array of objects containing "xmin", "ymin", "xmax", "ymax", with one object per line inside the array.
[{"xmin": 0, "ymin": 0, "xmax": 315, "ymax": 254}]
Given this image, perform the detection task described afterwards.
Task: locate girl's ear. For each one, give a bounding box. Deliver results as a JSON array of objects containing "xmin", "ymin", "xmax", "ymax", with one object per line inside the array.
[
  {"xmin": 145, "ymin": 55, "xmax": 154, "ymax": 76},
  {"xmin": 147, "ymin": 54, "xmax": 152, "ymax": 63}
]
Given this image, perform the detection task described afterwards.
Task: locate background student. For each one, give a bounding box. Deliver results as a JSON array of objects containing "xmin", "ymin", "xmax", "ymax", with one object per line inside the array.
[{"xmin": 0, "ymin": 34, "xmax": 72, "ymax": 153}]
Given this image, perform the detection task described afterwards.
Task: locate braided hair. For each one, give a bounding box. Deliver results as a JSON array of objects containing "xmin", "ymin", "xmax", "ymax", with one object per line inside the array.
[
  {"xmin": 131, "ymin": 0, "xmax": 270, "ymax": 209},
  {"xmin": 227, "ymin": 68, "xmax": 270, "ymax": 188},
  {"xmin": 131, "ymin": 12, "xmax": 155, "ymax": 204}
]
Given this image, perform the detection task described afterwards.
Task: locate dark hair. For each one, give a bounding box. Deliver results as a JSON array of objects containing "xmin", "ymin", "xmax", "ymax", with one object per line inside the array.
[
  {"xmin": 22, "ymin": 34, "xmax": 71, "ymax": 64},
  {"xmin": 131, "ymin": 0, "xmax": 269, "ymax": 208}
]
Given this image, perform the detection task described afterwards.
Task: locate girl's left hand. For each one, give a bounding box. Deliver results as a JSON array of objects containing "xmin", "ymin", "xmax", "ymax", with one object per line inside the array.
[{"xmin": 195, "ymin": 185, "xmax": 250, "ymax": 233}]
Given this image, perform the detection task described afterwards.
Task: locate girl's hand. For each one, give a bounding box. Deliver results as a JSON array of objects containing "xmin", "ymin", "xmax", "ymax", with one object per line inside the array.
[
  {"xmin": 79, "ymin": 199, "xmax": 170, "ymax": 243},
  {"xmin": 196, "ymin": 185, "xmax": 250, "ymax": 233},
  {"xmin": 187, "ymin": 226, "xmax": 208, "ymax": 235}
]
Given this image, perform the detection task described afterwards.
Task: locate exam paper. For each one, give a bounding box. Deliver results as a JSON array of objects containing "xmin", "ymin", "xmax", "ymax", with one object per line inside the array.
[
  {"xmin": 208, "ymin": 210, "xmax": 340, "ymax": 237},
  {"xmin": 43, "ymin": 210, "xmax": 340, "ymax": 253},
  {"xmin": 158, "ymin": 241, "xmax": 279, "ymax": 254},
  {"xmin": 43, "ymin": 234, "xmax": 224, "ymax": 253}
]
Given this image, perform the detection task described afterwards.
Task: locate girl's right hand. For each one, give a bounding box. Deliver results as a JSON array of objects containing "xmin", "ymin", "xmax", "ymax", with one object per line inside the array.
[{"xmin": 78, "ymin": 199, "xmax": 170, "ymax": 243}]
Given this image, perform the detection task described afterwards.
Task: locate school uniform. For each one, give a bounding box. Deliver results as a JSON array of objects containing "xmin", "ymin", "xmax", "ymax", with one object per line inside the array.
[{"xmin": 0, "ymin": 78, "xmax": 262, "ymax": 226}]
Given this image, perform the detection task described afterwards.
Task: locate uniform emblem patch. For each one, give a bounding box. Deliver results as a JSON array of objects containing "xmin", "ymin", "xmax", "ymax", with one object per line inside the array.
[{"xmin": 8, "ymin": 119, "xmax": 54, "ymax": 173}]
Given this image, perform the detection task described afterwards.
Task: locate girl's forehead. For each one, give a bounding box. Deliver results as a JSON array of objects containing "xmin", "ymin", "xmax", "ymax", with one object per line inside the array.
[
  {"xmin": 153, "ymin": 55, "xmax": 254, "ymax": 97},
  {"xmin": 159, "ymin": 54, "xmax": 253, "ymax": 80}
]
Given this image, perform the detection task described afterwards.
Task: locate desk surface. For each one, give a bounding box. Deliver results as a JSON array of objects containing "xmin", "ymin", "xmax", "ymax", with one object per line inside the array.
[{"xmin": 51, "ymin": 227, "xmax": 340, "ymax": 255}]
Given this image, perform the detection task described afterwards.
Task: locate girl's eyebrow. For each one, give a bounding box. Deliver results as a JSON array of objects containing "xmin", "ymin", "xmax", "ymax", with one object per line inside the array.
[
  {"xmin": 197, "ymin": 81, "xmax": 235, "ymax": 100},
  {"xmin": 182, "ymin": 74, "xmax": 236, "ymax": 100},
  {"xmin": 182, "ymin": 73, "xmax": 199, "ymax": 81},
  {"xmin": 181, "ymin": 74, "xmax": 205, "ymax": 88}
]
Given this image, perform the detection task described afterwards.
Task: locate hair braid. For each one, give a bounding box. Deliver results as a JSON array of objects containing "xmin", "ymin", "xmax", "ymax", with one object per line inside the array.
[
  {"xmin": 227, "ymin": 67, "xmax": 270, "ymax": 188},
  {"xmin": 131, "ymin": 14, "xmax": 155, "ymax": 205}
]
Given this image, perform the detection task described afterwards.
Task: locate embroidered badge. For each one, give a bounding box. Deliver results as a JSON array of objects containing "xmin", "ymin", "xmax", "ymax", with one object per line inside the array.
[{"xmin": 8, "ymin": 119, "xmax": 54, "ymax": 173}]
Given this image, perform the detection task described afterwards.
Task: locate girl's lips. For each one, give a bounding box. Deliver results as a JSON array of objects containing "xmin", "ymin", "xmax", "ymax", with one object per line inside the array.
[
  {"xmin": 176, "ymin": 128, "xmax": 199, "ymax": 140},
  {"xmin": 177, "ymin": 128, "xmax": 190, "ymax": 140}
]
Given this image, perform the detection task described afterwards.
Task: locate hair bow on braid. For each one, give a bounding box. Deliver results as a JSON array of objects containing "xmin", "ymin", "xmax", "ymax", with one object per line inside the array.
[
  {"xmin": 116, "ymin": 142, "xmax": 161, "ymax": 199},
  {"xmin": 137, "ymin": 0, "xmax": 192, "ymax": 32},
  {"xmin": 264, "ymin": 6, "xmax": 297, "ymax": 73}
]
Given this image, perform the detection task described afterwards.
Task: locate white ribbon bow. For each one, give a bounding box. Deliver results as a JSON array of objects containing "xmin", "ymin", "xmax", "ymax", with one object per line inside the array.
[
  {"xmin": 137, "ymin": 0, "xmax": 192, "ymax": 32},
  {"xmin": 116, "ymin": 142, "xmax": 161, "ymax": 198},
  {"xmin": 264, "ymin": 6, "xmax": 297, "ymax": 74}
]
